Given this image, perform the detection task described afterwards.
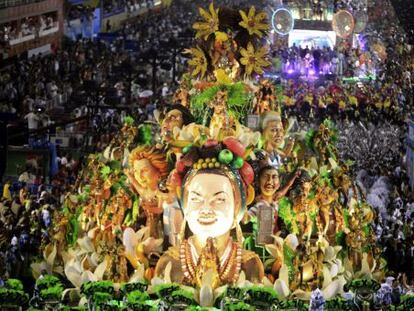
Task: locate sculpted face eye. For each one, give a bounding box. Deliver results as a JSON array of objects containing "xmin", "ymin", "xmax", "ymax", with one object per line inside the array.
[
  {"xmin": 190, "ymin": 196, "xmax": 202, "ymax": 203},
  {"xmin": 189, "ymin": 192, "xmax": 203, "ymax": 203},
  {"xmin": 212, "ymin": 196, "xmax": 226, "ymax": 204}
]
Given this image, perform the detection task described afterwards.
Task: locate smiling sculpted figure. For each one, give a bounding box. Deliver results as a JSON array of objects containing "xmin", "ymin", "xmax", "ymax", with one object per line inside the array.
[
  {"xmin": 126, "ymin": 146, "xmax": 169, "ymax": 238},
  {"xmin": 249, "ymin": 165, "xmax": 300, "ymax": 244},
  {"xmin": 261, "ymin": 112, "xmax": 295, "ymax": 169},
  {"xmin": 155, "ymin": 143, "xmax": 264, "ymax": 288}
]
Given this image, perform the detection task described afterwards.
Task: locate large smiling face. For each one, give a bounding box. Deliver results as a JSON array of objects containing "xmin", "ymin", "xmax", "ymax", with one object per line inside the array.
[
  {"xmin": 259, "ymin": 167, "xmax": 280, "ymax": 197},
  {"xmin": 263, "ymin": 120, "xmax": 285, "ymax": 149},
  {"xmin": 133, "ymin": 159, "xmax": 160, "ymax": 191},
  {"xmin": 183, "ymin": 173, "xmax": 235, "ymax": 240}
]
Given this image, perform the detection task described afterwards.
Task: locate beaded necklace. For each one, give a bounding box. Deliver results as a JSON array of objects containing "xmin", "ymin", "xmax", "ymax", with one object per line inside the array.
[{"xmin": 179, "ymin": 238, "xmax": 242, "ymax": 286}]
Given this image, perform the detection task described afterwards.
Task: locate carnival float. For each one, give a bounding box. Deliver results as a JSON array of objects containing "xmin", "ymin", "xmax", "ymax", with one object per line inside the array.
[{"xmin": 5, "ymin": 3, "xmax": 411, "ymax": 311}]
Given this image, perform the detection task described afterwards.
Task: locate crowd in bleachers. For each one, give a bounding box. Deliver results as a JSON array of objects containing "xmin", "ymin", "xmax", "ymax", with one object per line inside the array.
[{"xmin": 0, "ymin": 0, "xmax": 413, "ymax": 286}]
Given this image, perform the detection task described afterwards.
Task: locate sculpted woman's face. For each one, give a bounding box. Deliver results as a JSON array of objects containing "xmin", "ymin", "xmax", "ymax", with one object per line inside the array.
[
  {"xmin": 184, "ymin": 173, "xmax": 235, "ymax": 241},
  {"xmin": 259, "ymin": 168, "xmax": 280, "ymax": 197},
  {"xmin": 263, "ymin": 120, "xmax": 285, "ymax": 149},
  {"xmin": 133, "ymin": 159, "xmax": 160, "ymax": 191}
]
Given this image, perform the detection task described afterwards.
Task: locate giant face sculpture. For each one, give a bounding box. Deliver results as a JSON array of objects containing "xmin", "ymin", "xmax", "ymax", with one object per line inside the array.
[
  {"xmin": 259, "ymin": 167, "xmax": 280, "ymax": 197},
  {"xmin": 132, "ymin": 158, "xmax": 160, "ymax": 191},
  {"xmin": 182, "ymin": 172, "xmax": 237, "ymax": 242},
  {"xmin": 262, "ymin": 119, "xmax": 285, "ymax": 150}
]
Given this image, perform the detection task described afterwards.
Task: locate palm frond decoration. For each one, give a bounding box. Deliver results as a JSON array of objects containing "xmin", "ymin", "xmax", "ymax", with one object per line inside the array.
[{"xmin": 190, "ymin": 83, "xmax": 252, "ymax": 124}]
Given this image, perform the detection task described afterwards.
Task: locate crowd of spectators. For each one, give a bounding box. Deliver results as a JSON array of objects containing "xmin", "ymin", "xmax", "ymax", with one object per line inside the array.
[
  {"xmin": 356, "ymin": 168, "xmax": 414, "ymax": 285},
  {"xmin": 1, "ymin": 13, "xmax": 58, "ymax": 46},
  {"xmin": 103, "ymin": 0, "xmax": 156, "ymax": 16},
  {"xmin": 0, "ymin": 0, "xmax": 413, "ymax": 284},
  {"xmin": 0, "ymin": 152, "xmax": 79, "ymax": 280}
]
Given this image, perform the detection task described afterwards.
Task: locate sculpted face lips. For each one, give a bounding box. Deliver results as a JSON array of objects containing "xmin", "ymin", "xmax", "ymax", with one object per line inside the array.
[
  {"xmin": 197, "ymin": 212, "xmax": 217, "ymax": 225},
  {"xmin": 264, "ymin": 182, "xmax": 276, "ymax": 191}
]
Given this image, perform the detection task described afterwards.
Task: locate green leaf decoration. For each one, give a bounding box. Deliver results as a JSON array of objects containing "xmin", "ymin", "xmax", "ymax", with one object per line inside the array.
[
  {"xmin": 226, "ymin": 82, "xmax": 252, "ymax": 122},
  {"xmin": 191, "ymin": 85, "xmax": 220, "ymax": 124},
  {"xmin": 362, "ymin": 224, "xmax": 370, "ymax": 236},
  {"xmin": 36, "ymin": 275, "xmax": 62, "ymax": 290},
  {"xmin": 186, "ymin": 307, "xmax": 210, "ymax": 311},
  {"xmin": 223, "ymin": 301, "xmax": 255, "ymax": 311},
  {"xmin": 5, "ymin": 279, "xmax": 24, "ymax": 291},
  {"xmin": 343, "ymin": 208, "xmax": 350, "ymax": 228},
  {"xmin": 243, "ymin": 235, "xmax": 255, "ymax": 251},
  {"xmin": 325, "ymin": 297, "xmax": 349, "ymax": 309},
  {"xmin": 58, "ymin": 307, "xmax": 87, "ymax": 311},
  {"xmin": 283, "ymin": 244, "xmax": 296, "ymax": 282},
  {"xmin": 126, "ymin": 290, "xmax": 150, "ymax": 304},
  {"xmin": 277, "ymin": 299, "xmax": 308, "ymax": 310},
  {"xmin": 81, "ymin": 281, "xmax": 114, "ymax": 297},
  {"xmin": 137, "ymin": 124, "xmax": 153, "ymax": 145},
  {"xmin": 0, "ymin": 288, "xmax": 29, "ymax": 305},
  {"xmin": 226, "ymin": 287, "xmax": 246, "ymax": 300},
  {"xmin": 153, "ymin": 283, "xmax": 181, "ymax": 298},
  {"xmin": 109, "ymin": 160, "xmax": 122, "ymax": 171},
  {"xmin": 168, "ymin": 289, "xmax": 197, "ymax": 306},
  {"xmin": 347, "ymin": 278, "xmax": 380, "ymax": 291},
  {"xmin": 323, "ymin": 119, "xmax": 338, "ymax": 142},
  {"xmin": 120, "ymin": 281, "xmax": 148, "ymax": 294},
  {"xmin": 66, "ymin": 215, "xmax": 80, "ymax": 246},
  {"xmin": 244, "ymin": 286, "xmax": 278, "ymax": 306},
  {"xmin": 39, "ymin": 284, "xmax": 64, "ymax": 301},
  {"xmin": 124, "ymin": 116, "xmax": 135, "ymax": 126},
  {"xmin": 401, "ymin": 295, "xmax": 414, "ymax": 307},
  {"xmin": 305, "ymin": 128, "xmax": 316, "ymax": 150},
  {"xmin": 335, "ymin": 231, "xmax": 346, "ymax": 247},
  {"xmin": 91, "ymin": 292, "xmax": 112, "ymax": 305},
  {"xmin": 100, "ymin": 166, "xmax": 111, "ymax": 180},
  {"xmin": 278, "ymin": 197, "xmax": 298, "ymax": 234},
  {"xmin": 190, "ymin": 83, "xmax": 252, "ymax": 124},
  {"xmin": 132, "ymin": 197, "xmax": 140, "ymax": 221}
]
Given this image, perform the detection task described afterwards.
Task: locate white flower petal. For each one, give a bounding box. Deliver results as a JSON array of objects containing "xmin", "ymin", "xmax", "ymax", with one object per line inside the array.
[
  {"xmin": 129, "ymin": 264, "xmax": 146, "ymax": 283},
  {"xmin": 323, "ymin": 265, "xmax": 332, "ymax": 289},
  {"xmin": 77, "ymin": 236, "xmax": 95, "ymax": 253},
  {"xmin": 81, "ymin": 270, "xmax": 96, "ymax": 284},
  {"xmin": 93, "ymin": 258, "xmax": 107, "ymax": 281},
  {"xmin": 273, "ymin": 279, "xmax": 290, "ymax": 298},
  {"xmin": 164, "ymin": 262, "xmax": 172, "ymax": 283},
  {"xmin": 200, "ymin": 284, "xmax": 214, "ymax": 307},
  {"xmin": 123, "ymin": 228, "xmax": 139, "ymax": 254}
]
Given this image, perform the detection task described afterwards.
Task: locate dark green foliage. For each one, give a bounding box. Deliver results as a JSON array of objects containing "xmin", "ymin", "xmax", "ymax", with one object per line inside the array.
[
  {"xmin": 81, "ymin": 281, "xmax": 114, "ymax": 297},
  {"xmin": 244, "ymin": 286, "xmax": 279, "ymax": 307},
  {"xmin": 153, "ymin": 283, "xmax": 181, "ymax": 298},
  {"xmin": 190, "ymin": 83, "xmax": 252, "ymax": 124},
  {"xmin": 126, "ymin": 290, "xmax": 150, "ymax": 304},
  {"xmin": 121, "ymin": 282, "xmax": 148, "ymax": 295},
  {"xmin": 5, "ymin": 279, "xmax": 24, "ymax": 291},
  {"xmin": 0, "ymin": 288, "xmax": 29, "ymax": 305},
  {"xmin": 137, "ymin": 124, "xmax": 153, "ymax": 145},
  {"xmin": 39, "ymin": 284, "xmax": 64, "ymax": 301},
  {"xmin": 36, "ymin": 275, "xmax": 62, "ymax": 291}
]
